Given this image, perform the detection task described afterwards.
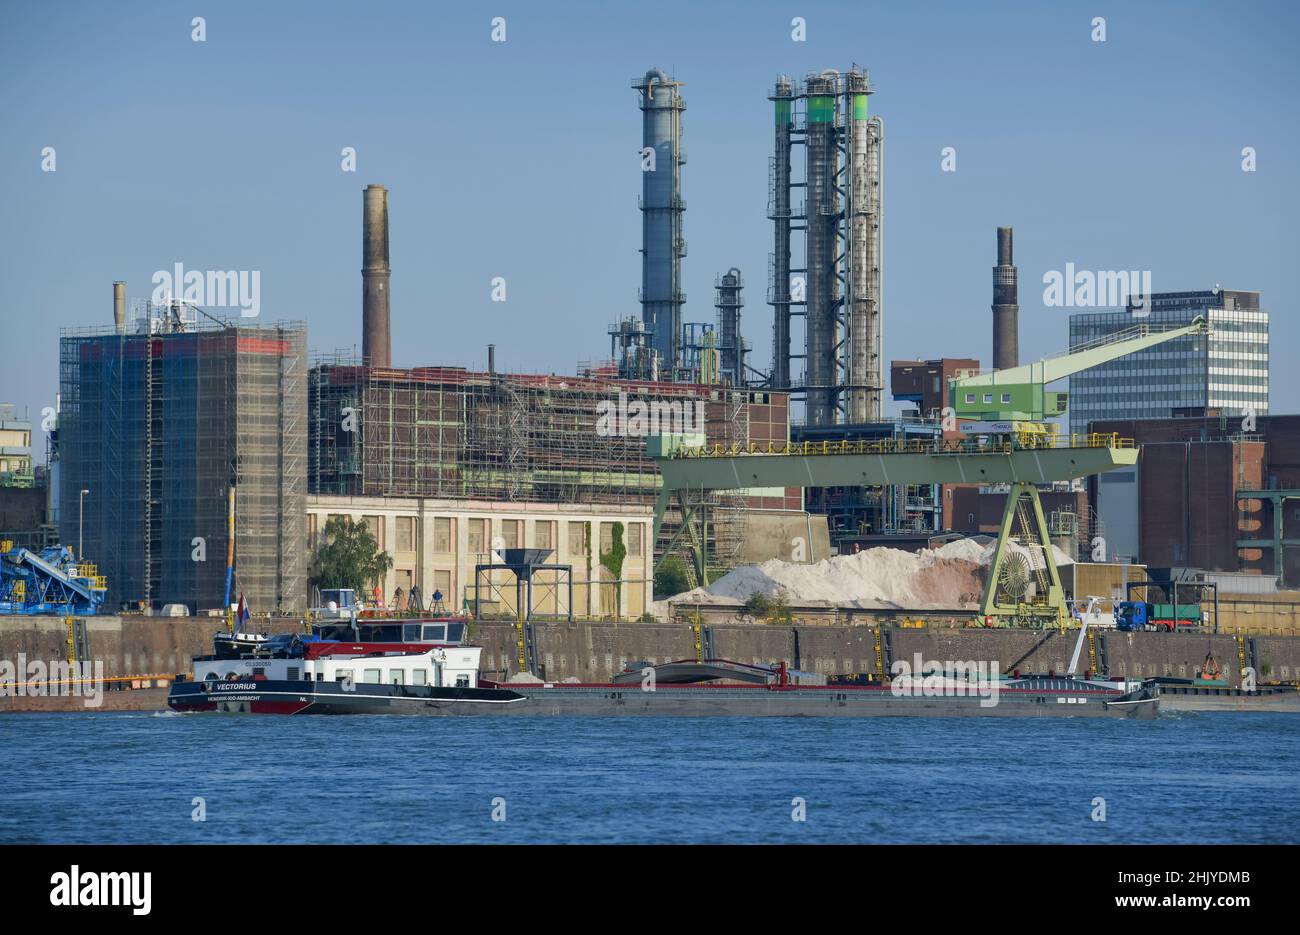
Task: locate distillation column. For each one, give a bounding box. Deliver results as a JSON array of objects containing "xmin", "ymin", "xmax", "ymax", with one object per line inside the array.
[
  {"xmin": 769, "ymin": 77, "xmax": 795, "ymax": 390},
  {"xmin": 633, "ymin": 69, "xmax": 687, "ymax": 374},
  {"xmin": 715, "ymin": 268, "xmax": 744, "ymax": 386},
  {"xmin": 844, "ymin": 70, "xmax": 883, "ymax": 422},
  {"xmin": 804, "ymin": 72, "xmax": 840, "ymax": 426}
]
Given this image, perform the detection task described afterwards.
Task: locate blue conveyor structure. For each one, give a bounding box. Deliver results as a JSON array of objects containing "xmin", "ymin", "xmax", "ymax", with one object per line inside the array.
[{"xmin": 0, "ymin": 544, "xmax": 107, "ymax": 615}]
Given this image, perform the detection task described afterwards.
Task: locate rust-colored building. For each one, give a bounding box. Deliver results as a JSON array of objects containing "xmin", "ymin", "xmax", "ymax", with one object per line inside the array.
[
  {"xmin": 891, "ymin": 358, "xmax": 981, "ymax": 425},
  {"xmin": 1088, "ymin": 414, "xmax": 1300, "ymax": 586}
]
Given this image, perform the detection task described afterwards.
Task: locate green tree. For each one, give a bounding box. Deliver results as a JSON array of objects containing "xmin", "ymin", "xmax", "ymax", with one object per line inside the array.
[
  {"xmin": 653, "ymin": 554, "xmax": 690, "ymax": 600},
  {"xmin": 599, "ymin": 521, "xmax": 627, "ymax": 614},
  {"xmin": 310, "ymin": 516, "xmax": 393, "ymax": 595}
]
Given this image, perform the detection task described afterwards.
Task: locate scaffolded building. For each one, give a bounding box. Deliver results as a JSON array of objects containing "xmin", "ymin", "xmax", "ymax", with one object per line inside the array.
[
  {"xmin": 58, "ymin": 306, "xmax": 306, "ymax": 613},
  {"xmin": 308, "ymin": 358, "xmax": 797, "ymax": 574}
]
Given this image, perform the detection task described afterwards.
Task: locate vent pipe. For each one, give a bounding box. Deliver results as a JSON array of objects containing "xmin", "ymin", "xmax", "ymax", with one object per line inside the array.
[{"xmin": 113, "ymin": 281, "xmax": 126, "ymax": 334}]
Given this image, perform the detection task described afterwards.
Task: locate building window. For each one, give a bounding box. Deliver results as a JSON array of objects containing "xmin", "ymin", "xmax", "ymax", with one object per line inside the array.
[
  {"xmin": 434, "ymin": 517, "xmax": 453, "ymax": 553},
  {"xmin": 468, "ymin": 518, "xmax": 486, "ymax": 554},
  {"xmin": 599, "ymin": 522, "xmax": 614, "ymax": 555},
  {"xmin": 534, "ymin": 521, "xmax": 554, "ymax": 550},
  {"xmin": 363, "ymin": 515, "xmax": 383, "ymax": 550},
  {"xmin": 628, "ymin": 524, "xmax": 643, "ymax": 557},
  {"xmin": 965, "ymin": 393, "xmax": 975, "ymax": 404},
  {"xmin": 502, "ymin": 519, "xmax": 521, "ymax": 549},
  {"xmin": 307, "ymin": 513, "xmax": 317, "ymax": 551},
  {"xmin": 569, "ymin": 521, "xmax": 588, "ymax": 555},
  {"xmin": 1001, "ymin": 393, "xmax": 1011, "ymax": 404},
  {"xmin": 432, "ymin": 569, "xmax": 451, "ymax": 601},
  {"xmin": 983, "ymin": 394, "xmax": 992, "ymax": 404},
  {"xmin": 395, "ymin": 516, "xmax": 416, "ymax": 552}
]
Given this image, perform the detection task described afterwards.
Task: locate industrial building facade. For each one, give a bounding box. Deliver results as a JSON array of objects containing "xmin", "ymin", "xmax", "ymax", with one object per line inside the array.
[
  {"xmin": 1068, "ymin": 290, "xmax": 1269, "ymax": 436},
  {"xmin": 1089, "ymin": 414, "xmax": 1300, "ymax": 586},
  {"xmin": 58, "ymin": 314, "xmax": 307, "ymax": 613},
  {"xmin": 308, "ymin": 496, "xmax": 654, "ymax": 620},
  {"xmin": 308, "ymin": 361, "xmax": 801, "ymax": 571}
]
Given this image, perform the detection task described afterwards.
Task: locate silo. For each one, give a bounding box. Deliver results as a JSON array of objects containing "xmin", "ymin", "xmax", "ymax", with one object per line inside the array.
[
  {"xmin": 769, "ymin": 76, "xmax": 795, "ymax": 390},
  {"xmin": 804, "ymin": 71, "xmax": 840, "ymax": 426},
  {"xmin": 844, "ymin": 69, "xmax": 883, "ymax": 422},
  {"xmin": 715, "ymin": 268, "xmax": 744, "ymax": 386},
  {"xmin": 632, "ymin": 68, "xmax": 686, "ymax": 374}
]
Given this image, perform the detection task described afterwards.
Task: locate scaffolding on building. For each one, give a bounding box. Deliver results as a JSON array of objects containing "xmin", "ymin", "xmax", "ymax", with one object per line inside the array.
[
  {"xmin": 307, "ymin": 357, "xmax": 773, "ymax": 578},
  {"xmin": 58, "ymin": 309, "xmax": 306, "ymax": 613}
]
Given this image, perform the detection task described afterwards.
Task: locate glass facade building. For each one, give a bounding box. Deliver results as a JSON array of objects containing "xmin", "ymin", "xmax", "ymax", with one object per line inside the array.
[{"xmin": 1067, "ymin": 290, "xmax": 1268, "ymax": 436}]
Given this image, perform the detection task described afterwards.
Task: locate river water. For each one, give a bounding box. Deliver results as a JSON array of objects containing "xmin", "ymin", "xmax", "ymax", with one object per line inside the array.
[{"xmin": 3, "ymin": 711, "xmax": 1297, "ymax": 844}]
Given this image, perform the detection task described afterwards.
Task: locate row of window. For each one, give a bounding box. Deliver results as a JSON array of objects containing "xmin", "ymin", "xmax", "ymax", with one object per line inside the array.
[{"xmin": 307, "ymin": 513, "xmax": 646, "ymax": 558}]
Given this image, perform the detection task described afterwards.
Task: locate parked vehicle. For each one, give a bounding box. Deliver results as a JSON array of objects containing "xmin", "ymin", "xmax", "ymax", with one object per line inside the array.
[{"xmin": 1116, "ymin": 601, "xmax": 1202, "ymax": 632}]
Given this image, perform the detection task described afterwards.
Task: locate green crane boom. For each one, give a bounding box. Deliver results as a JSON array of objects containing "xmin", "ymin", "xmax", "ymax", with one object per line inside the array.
[{"xmin": 950, "ymin": 315, "xmax": 1211, "ymax": 423}]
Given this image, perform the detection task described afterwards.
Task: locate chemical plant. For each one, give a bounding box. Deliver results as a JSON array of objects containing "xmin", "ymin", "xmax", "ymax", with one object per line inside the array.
[{"xmin": 1, "ymin": 60, "xmax": 1295, "ymax": 709}]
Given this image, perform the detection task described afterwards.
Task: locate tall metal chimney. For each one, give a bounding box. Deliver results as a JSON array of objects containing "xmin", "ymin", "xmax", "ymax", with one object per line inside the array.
[
  {"xmin": 992, "ymin": 226, "xmax": 1018, "ymax": 371},
  {"xmin": 112, "ymin": 281, "xmax": 126, "ymax": 334},
  {"xmin": 362, "ymin": 184, "xmax": 391, "ymax": 368},
  {"xmin": 632, "ymin": 68, "xmax": 686, "ymax": 377}
]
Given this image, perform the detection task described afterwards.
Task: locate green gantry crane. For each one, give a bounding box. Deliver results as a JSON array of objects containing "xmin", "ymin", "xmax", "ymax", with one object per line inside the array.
[{"xmin": 650, "ymin": 316, "xmax": 1211, "ymax": 628}]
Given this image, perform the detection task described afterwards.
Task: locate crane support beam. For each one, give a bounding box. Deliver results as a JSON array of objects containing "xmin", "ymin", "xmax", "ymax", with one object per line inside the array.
[{"xmin": 651, "ymin": 437, "xmax": 1136, "ymax": 565}]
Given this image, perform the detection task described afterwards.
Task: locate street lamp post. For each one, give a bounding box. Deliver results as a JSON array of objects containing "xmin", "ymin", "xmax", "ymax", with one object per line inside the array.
[{"xmin": 78, "ymin": 489, "xmax": 89, "ymax": 561}]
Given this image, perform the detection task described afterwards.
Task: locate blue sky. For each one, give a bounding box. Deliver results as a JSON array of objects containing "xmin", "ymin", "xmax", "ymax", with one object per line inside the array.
[{"xmin": 1, "ymin": 0, "xmax": 1296, "ymax": 437}]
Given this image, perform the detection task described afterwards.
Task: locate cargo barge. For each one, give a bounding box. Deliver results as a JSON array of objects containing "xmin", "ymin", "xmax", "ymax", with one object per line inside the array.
[{"xmin": 168, "ymin": 627, "xmax": 1159, "ymax": 719}]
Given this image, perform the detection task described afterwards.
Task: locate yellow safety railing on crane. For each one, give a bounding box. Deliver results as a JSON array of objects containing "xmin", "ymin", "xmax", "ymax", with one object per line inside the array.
[{"xmin": 670, "ymin": 432, "xmax": 1134, "ymax": 460}]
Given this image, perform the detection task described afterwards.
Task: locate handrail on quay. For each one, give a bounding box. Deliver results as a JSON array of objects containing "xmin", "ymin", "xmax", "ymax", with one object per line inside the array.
[{"xmin": 669, "ymin": 432, "xmax": 1135, "ymax": 460}]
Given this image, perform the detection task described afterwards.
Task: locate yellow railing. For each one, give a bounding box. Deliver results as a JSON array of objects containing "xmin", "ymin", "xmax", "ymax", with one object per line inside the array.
[{"xmin": 670, "ymin": 432, "xmax": 1135, "ymax": 460}]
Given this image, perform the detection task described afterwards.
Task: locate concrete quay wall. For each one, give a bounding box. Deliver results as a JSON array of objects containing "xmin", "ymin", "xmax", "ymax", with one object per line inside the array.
[{"xmin": 2, "ymin": 616, "xmax": 1299, "ymax": 692}]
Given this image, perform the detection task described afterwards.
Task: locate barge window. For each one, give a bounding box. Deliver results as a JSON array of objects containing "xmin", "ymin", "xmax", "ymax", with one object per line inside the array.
[
  {"xmin": 363, "ymin": 668, "xmax": 381, "ymax": 684},
  {"xmin": 335, "ymin": 670, "xmax": 353, "ymax": 683},
  {"xmin": 413, "ymin": 670, "xmax": 427, "ymax": 686},
  {"xmin": 422, "ymin": 624, "xmax": 447, "ymax": 641},
  {"xmin": 403, "ymin": 624, "xmax": 421, "ymax": 642},
  {"xmin": 456, "ymin": 675, "xmax": 470, "ymax": 687},
  {"xmin": 389, "ymin": 670, "xmax": 405, "ymax": 685},
  {"xmin": 447, "ymin": 623, "xmax": 465, "ymax": 643}
]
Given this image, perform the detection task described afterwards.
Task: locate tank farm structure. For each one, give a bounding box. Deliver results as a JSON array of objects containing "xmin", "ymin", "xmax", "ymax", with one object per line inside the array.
[{"xmin": 5, "ymin": 61, "xmax": 1300, "ymax": 714}]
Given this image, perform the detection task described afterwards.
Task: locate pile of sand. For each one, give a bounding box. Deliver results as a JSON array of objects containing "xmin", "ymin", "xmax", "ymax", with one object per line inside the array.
[{"xmin": 652, "ymin": 537, "xmax": 1072, "ymax": 617}]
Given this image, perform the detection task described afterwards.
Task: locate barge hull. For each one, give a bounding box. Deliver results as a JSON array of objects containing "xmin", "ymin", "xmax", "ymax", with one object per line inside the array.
[{"xmin": 168, "ymin": 680, "xmax": 1157, "ymax": 718}]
